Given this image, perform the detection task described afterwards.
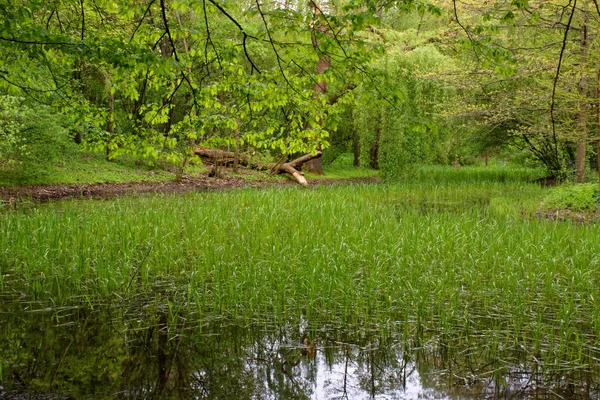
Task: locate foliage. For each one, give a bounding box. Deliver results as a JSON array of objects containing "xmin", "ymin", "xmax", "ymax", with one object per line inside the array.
[
  {"xmin": 0, "ymin": 95, "xmax": 76, "ymax": 180},
  {"xmin": 0, "ymin": 0, "xmax": 403, "ymax": 170},
  {"xmin": 354, "ymin": 38, "xmax": 453, "ymax": 179},
  {"xmin": 414, "ymin": 164, "xmax": 546, "ymax": 184},
  {"xmin": 307, "ymin": 153, "xmax": 379, "ymax": 179},
  {"xmin": 1, "ymin": 0, "xmax": 599, "ymax": 184},
  {"xmin": 440, "ymin": 0, "xmax": 600, "ymax": 177},
  {"xmin": 0, "ymin": 95, "xmax": 28, "ymax": 160},
  {"xmin": 543, "ymin": 183, "xmax": 599, "ymax": 211},
  {"xmin": 0, "ymin": 152, "xmax": 187, "ymax": 186},
  {"xmin": 321, "ymin": 105, "xmax": 354, "ymax": 165}
]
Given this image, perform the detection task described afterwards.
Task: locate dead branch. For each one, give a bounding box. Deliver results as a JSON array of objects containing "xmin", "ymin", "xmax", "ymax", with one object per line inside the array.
[{"xmin": 194, "ymin": 148, "xmax": 322, "ymax": 186}]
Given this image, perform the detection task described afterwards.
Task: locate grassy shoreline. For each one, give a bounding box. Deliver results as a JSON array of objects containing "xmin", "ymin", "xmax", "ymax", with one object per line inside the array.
[{"xmin": 0, "ymin": 150, "xmax": 380, "ymax": 187}]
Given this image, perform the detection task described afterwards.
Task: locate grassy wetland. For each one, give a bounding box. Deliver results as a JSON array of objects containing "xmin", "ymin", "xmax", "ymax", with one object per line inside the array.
[{"xmin": 2, "ymin": 166, "xmax": 600, "ymax": 399}]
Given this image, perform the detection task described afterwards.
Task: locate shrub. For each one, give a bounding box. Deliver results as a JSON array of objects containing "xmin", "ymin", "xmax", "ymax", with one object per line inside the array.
[
  {"xmin": 0, "ymin": 95, "xmax": 28, "ymax": 161},
  {"xmin": 0, "ymin": 95, "xmax": 76, "ymax": 181},
  {"xmin": 543, "ymin": 183, "xmax": 598, "ymax": 211}
]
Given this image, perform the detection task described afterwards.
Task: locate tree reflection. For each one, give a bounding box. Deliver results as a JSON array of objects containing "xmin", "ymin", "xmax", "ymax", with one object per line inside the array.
[{"xmin": 1, "ymin": 302, "xmax": 600, "ymax": 399}]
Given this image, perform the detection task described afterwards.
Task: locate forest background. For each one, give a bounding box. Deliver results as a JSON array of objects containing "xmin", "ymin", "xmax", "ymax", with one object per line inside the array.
[{"xmin": 1, "ymin": 0, "xmax": 599, "ymax": 186}]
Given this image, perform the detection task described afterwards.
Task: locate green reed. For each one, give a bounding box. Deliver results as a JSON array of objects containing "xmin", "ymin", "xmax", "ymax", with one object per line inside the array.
[
  {"xmin": 1, "ymin": 169, "xmax": 599, "ymax": 372},
  {"xmin": 413, "ymin": 164, "xmax": 547, "ymax": 183}
]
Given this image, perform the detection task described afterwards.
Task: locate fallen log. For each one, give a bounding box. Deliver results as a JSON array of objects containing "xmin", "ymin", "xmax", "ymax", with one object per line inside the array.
[
  {"xmin": 278, "ymin": 152, "xmax": 323, "ymax": 186},
  {"xmin": 193, "ymin": 148, "xmax": 322, "ymax": 186},
  {"xmin": 193, "ymin": 148, "xmax": 253, "ymax": 167}
]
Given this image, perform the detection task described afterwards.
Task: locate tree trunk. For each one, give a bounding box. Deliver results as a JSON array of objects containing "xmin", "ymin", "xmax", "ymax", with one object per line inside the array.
[
  {"xmin": 353, "ymin": 123, "xmax": 360, "ymax": 167},
  {"xmin": 369, "ymin": 114, "xmax": 381, "ymax": 169},
  {"xmin": 233, "ymin": 118, "xmax": 241, "ymax": 173},
  {"xmin": 166, "ymin": 96, "xmax": 175, "ymax": 136},
  {"xmin": 280, "ymin": 152, "xmax": 323, "ymax": 186},
  {"xmin": 106, "ymin": 90, "xmax": 114, "ymax": 161},
  {"xmin": 575, "ymin": 23, "xmax": 589, "ymax": 183},
  {"xmin": 576, "ymin": 141, "xmax": 587, "ymax": 182},
  {"xmin": 596, "ymin": 52, "xmax": 600, "ymax": 200},
  {"xmin": 176, "ymin": 12, "xmax": 197, "ymax": 145},
  {"xmin": 194, "ymin": 148, "xmax": 254, "ymax": 167}
]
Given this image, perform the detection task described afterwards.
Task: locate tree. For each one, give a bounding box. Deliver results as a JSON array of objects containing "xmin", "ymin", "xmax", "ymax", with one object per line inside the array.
[
  {"xmin": 1, "ymin": 0, "xmax": 455, "ymax": 181},
  {"xmin": 442, "ymin": 0, "xmax": 600, "ymax": 179}
]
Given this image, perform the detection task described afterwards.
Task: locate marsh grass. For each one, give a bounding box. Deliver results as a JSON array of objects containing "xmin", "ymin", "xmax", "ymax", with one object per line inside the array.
[
  {"xmin": 2, "ymin": 167, "xmax": 599, "ymax": 388},
  {"xmin": 413, "ymin": 164, "xmax": 546, "ymax": 184}
]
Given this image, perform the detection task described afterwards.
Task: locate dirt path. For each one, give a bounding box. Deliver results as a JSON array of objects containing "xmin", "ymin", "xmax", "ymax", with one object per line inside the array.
[{"xmin": 0, "ymin": 175, "xmax": 380, "ymax": 203}]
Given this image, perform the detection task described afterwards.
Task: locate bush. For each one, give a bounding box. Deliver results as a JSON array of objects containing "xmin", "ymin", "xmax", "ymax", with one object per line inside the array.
[
  {"xmin": 353, "ymin": 45, "xmax": 453, "ymax": 180},
  {"xmin": 543, "ymin": 184, "xmax": 598, "ymax": 211},
  {"xmin": 0, "ymin": 95, "xmax": 28, "ymax": 161},
  {"xmin": 0, "ymin": 95, "xmax": 77, "ymax": 181}
]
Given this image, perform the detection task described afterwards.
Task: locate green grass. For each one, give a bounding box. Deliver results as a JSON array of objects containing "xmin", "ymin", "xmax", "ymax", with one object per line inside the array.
[
  {"xmin": 314, "ymin": 152, "xmax": 379, "ymax": 179},
  {"xmin": 413, "ymin": 164, "xmax": 547, "ymax": 183},
  {"xmin": 0, "ymin": 151, "xmax": 207, "ymax": 186},
  {"xmin": 310, "ymin": 164, "xmax": 379, "ymax": 179},
  {"xmin": 2, "ymin": 167, "xmax": 599, "ymax": 384},
  {"xmin": 0, "ymin": 149, "xmax": 376, "ymax": 186}
]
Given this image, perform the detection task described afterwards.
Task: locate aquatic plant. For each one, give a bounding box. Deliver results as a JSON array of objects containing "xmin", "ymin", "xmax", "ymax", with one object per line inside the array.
[{"xmin": 1, "ymin": 168, "xmax": 599, "ymax": 396}]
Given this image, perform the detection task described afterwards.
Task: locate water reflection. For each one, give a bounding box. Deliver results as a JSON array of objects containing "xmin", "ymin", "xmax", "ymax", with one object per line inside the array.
[{"xmin": 1, "ymin": 299, "xmax": 599, "ymax": 399}]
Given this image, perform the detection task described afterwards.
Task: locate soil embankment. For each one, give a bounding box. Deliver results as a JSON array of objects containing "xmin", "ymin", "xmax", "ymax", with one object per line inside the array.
[{"xmin": 0, "ymin": 175, "xmax": 380, "ymax": 203}]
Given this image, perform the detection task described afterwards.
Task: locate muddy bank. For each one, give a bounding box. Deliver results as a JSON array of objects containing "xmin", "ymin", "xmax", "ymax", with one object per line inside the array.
[
  {"xmin": 0, "ymin": 175, "xmax": 380, "ymax": 203},
  {"xmin": 535, "ymin": 208, "xmax": 600, "ymax": 223}
]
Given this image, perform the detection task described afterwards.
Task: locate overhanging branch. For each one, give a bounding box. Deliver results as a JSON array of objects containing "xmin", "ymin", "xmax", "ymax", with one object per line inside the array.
[{"xmin": 550, "ymin": 0, "xmax": 576, "ymax": 162}]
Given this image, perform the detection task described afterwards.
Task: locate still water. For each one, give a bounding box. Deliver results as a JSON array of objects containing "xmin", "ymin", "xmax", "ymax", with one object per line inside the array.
[{"xmin": 1, "ymin": 295, "xmax": 599, "ymax": 399}]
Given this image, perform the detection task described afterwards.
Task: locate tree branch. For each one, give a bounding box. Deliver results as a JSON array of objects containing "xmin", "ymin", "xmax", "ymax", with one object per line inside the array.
[
  {"xmin": 550, "ymin": 0, "xmax": 577, "ymax": 161},
  {"xmin": 207, "ymin": 0, "xmax": 244, "ymax": 31},
  {"xmin": 256, "ymin": 1, "xmax": 292, "ymax": 79},
  {"xmin": 309, "ymin": 1, "xmax": 349, "ymax": 59},
  {"xmin": 202, "ymin": 0, "xmax": 222, "ymax": 73},
  {"xmin": 159, "ymin": 0, "xmax": 179, "ymax": 61},
  {"xmin": 243, "ymin": 32, "xmax": 261, "ymax": 74},
  {"xmin": 206, "ymin": 0, "xmax": 261, "ymax": 73},
  {"xmin": 129, "ymin": 0, "xmax": 156, "ymax": 44},
  {"xmin": 452, "ymin": 0, "xmax": 480, "ymax": 62},
  {"xmin": 592, "ymin": 0, "xmax": 600, "ymax": 18},
  {"xmin": 0, "ymin": 36, "xmax": 84, "ymax": 47}
]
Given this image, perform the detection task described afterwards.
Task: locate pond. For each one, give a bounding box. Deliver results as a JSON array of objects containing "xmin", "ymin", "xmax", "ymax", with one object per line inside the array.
[
  {"xmin": 2, "ymin": 296, "xmax": 598, "ymax": 399},
  {"xmin": 2, "ymin": 181, "xmax": 600, "ymax": 399}
]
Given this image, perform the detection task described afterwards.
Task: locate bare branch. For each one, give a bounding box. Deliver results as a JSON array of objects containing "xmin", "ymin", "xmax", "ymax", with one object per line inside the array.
[
  {"xmin": 308, "ymin": 1, "xmax": 349, "ymax": 59},
  {"xmin": 207, "ymin": 0, "xmax": 244, "ymax": 31},
  {"xmin": 0, "ymin": 36, "xmax": 85, "ymax": 47},
  {"xmin": 592, "ymin": 0, "xmax": 600, "ymax": 18},
  {"xmin": 202, "ymin": 0, "xmax": 222, "ymax": 73},
  {"xmin": 243, "ymin": 32, "xmax": 260, "ymax": 74},
  {"xmin": 256, "ymin": 1, "xmax": 290, "ymax": 79}
]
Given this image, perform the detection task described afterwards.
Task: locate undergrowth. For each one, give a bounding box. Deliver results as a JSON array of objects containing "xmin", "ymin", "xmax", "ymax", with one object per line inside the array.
[{"xmin": 543, "ymin": 183, "xmax": 599, "ymax": 211}]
